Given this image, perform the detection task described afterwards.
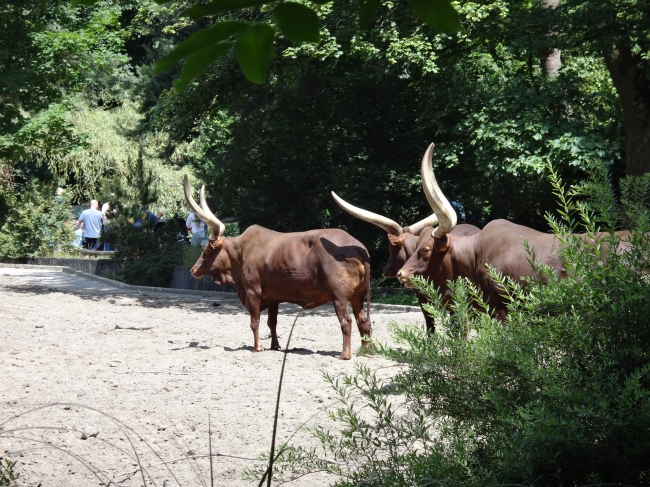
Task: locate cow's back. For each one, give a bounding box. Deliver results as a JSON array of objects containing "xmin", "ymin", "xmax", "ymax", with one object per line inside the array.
[
  {"xmin": 475, "ymin": 220, "xmax": 564, "ymax": 285},
  {"xmin": 240, "ymin": 226, "xmax": 369, "ymax": 308}
]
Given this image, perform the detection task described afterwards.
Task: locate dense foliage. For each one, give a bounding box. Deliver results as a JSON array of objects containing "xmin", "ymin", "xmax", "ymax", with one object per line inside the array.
[
  {"xmin": 145, "ymin": 0, "xmax": 624, "ymax": 274},
  {"xmin": 252, "ymin": 168, "xmax": 650, "ymax": 486},
  {"xmin": 0, "ymin": 181, "xmax": 75, "ymax": 259},
  {"xmin": 0, "ymin": 0, "xmax": 646, "ymax": 276},
  {"xmin": 0, "ymin": 0, "xmax": 192, "ymax": 216}
]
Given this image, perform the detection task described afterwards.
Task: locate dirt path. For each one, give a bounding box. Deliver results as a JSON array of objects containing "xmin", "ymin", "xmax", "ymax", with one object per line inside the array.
[{"xmin": 0, "ymin": 267, "xmax": 424, "ymax": 487}]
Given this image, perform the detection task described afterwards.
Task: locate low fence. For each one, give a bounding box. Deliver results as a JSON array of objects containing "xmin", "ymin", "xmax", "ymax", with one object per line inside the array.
[
  {"xmin": 170, "ymin": 266, "xmax": 234, "ymax": 293},
  {"xmin": 15, "ymin": 257, "xmax": 125, "ymax": 279}
]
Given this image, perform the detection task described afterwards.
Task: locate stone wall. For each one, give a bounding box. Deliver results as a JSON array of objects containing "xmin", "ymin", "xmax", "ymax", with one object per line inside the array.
[{"xmin": 26, "ymin": 257, "xmax": 124, "ymax": 279}]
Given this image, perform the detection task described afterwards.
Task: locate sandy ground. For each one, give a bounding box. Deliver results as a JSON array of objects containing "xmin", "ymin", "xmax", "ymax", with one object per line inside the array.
[{"xmin": 0, "ymin": 267, "xmax": 424, "ymax": 487}]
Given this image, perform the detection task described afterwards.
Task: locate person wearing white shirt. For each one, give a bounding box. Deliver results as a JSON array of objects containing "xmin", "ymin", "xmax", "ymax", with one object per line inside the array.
[{"xmin": 186, "ymin": 211, "xmax": 207, "ymax": 246}]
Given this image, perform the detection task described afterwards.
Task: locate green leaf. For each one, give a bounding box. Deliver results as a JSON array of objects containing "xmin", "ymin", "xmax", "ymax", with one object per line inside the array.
[
  {"xmin": 406, "ymin": 0, "xmax": 461, "ymax": 35},
  {"xmin": 71, "ymin": 0, "xmax": 99, "ymax": 6},
  {"xmin": 187, "ymin": 0, "xmax": 269, "ymax": 18},
  {"xmin": 154, "ymin": 21, "xmax": 249, "ymax": 73},
  {"xmin": 358, "ymin": 0, "xmax": 381, "ymax": 30},
  {"xmin": 234, "ymin": 24, "xmax": 276, "ymax": 84},
  {"xmin": 309, "ymin": 0, "xmax": 331, "ymax": 4},
  {"xmin": 174, "ymin": 42, "xmax": 233, "ymax": 92},
  {"xmin": 153, "ymin": 0, "xmax": 172, "ymax": 3},
  {"xmin": 272, "ymin": 3, "xmax": 320, "ymax": 43}
]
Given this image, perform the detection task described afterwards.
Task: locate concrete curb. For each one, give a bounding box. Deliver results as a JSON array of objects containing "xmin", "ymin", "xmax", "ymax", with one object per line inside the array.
[{"xmin": 1, "ymin": 263, "xmax": 422, "ymax": 312}]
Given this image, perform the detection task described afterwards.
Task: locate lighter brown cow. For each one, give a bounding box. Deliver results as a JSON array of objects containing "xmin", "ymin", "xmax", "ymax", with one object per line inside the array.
[{"xmin": 183, "ymin": 176, "xmax": 372, "ymax": 360}]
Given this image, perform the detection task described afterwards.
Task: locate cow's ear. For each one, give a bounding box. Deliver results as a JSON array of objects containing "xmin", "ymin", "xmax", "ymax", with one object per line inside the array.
[
  {"xmin": 210, "ymin": 237, "xmax": 225, "ymax": 249},
  {"xmin": 387, "ymin": 234, "xmax": 405, "ymax": 247},
  {"xmin": 433, "ymin": 235, "xmax": 451, "ymax": 253}
]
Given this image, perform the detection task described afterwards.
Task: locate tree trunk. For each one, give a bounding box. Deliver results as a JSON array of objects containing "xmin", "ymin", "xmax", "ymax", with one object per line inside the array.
[
  {"xmin": 604, "ymin": 46, "xmax": 650, "ymax": 176},
  {"xmin": 540, "ymin": 0, "xmax": 561, "ymax": 77}
]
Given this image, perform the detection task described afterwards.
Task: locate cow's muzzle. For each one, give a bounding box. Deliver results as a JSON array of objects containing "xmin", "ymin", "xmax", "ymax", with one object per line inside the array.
[{"xmin": 397, "ymin": 270, "xmax": 414, "ymax": 288}]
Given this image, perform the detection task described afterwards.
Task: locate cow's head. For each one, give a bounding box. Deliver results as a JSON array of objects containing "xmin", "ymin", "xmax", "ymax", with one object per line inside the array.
[
  {"xmin": 396, "ymin": 143, "xmax": 458, "ymax": 288},
  {"xmin": 330, "ymin": 192, "xmax": 439, "ymax": 279},
  {"xmin": 183, "ymin": 176, "xmax": 232, "ymax": 286}
]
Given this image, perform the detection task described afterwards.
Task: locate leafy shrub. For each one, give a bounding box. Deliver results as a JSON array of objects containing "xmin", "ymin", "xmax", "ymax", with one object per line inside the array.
[
  {"xmin": 259, "ymin": 168, "xmax": 650, "ymax": 486},
  {"xmin": 0, "ymin": 181, "xmax": 74, "ymax": 259}
]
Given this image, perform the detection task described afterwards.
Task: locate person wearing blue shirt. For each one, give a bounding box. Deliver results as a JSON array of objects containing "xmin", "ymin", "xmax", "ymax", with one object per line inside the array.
[
  {"xmin": 75, "ymin": 200, "xmax": 104, "ymax": 249},
  {"xmin": 134, "ymin": 206, "xmax": 161, "ymax": 228}
]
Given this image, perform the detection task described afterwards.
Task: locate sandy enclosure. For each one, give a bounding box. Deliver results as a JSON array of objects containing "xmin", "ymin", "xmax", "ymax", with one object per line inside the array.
[{"xmin": 0, "ymin": 267, "xmax": 424, "ymax": 487}]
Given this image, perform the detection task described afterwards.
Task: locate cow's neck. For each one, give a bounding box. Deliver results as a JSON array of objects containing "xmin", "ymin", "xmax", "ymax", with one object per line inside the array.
[
  {"xmin": 448, "ymin": 233, "xmax": 480, "ymax": 281},
  {"xmin": 223, "ymin": 236, "xmax": 247, "ymax": 300}
]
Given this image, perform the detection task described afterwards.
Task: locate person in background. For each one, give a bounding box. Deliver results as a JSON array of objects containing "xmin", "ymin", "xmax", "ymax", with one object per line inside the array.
[
  {"xmin": 186, "ymin": 209, "xmax": 207, "ymax": 246},
  {"xmin": 101, "ymin": 202, "xmax": 115, "ymax": 251},
  {"xmin": 73, "ymin": 222, "xmax": 83, "ymax": 247},
  {"xmin": 75, "ymin": 200, "xmax": 103, "ymax": 250},
  {"xmin": 134, "ymin": 205, "xmax": 161, "ymax": 228}
]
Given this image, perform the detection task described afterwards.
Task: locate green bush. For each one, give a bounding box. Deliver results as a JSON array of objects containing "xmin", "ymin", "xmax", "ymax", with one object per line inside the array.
[
  {"xmin": 0, "ymin": 181, "xmax": 74, "ymax": 259},
  {"xmin": 257, "ymin": 168, "xmax": 650, "ymax": 486}
]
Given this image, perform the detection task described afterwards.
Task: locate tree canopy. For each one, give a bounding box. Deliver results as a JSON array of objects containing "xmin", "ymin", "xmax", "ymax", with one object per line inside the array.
[{"xmin": 1, "ymin": 0, "xmax": 646, "ymax": 275}]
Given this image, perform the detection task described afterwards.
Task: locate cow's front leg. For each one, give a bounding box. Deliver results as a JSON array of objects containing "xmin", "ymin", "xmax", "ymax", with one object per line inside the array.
[
  {"xmin": 267, "ymin": 303, "xmax": 281, "ymax": 350},
  {"xmin": 246, "ymin": 299, "xmax": 264, "ymax": 353},
  {"xmin": 333, "ymin": 300, "xmax": 352, "ymax": 360}
]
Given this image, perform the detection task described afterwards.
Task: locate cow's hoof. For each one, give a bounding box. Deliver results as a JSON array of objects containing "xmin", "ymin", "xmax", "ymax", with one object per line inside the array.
[
  {"xmin": 271, "ymin": 344, "xmax": 282, "ymax": 351},
  {"xmin": 253, "ymin": 345, "xmax": 264, "ymax": 352},
  {"xmin": 338, "ymin": 354, "xmax": 351, "ymax": 360}
]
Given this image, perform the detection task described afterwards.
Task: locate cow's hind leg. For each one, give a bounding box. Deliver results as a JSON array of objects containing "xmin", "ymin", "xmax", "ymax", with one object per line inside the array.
[
  {"xmin": 333, "ymin": 300, "xmax": 353, "ymax": 360},
  {"xmin": 267, "ymin": 303, "xmax": 281, "ymax": 351},
  {"xmin": 350, "ymin": 294, "xmax": 372, "ymax": 351}
]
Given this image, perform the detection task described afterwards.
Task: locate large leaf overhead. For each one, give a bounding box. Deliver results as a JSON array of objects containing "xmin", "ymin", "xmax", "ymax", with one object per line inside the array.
[
  {"xmin": 154, "ymin": 21, "xmax": 249, "ymax": 73},
  {"xmin": 235, "ymin": 24, "xmax": 276, "ymax": 84},
  {"xmin": 272, "ymin": 3, "xmax": 320, "ymax": 44},
  {"xmin": 174, "ymin": 42, "xmax": 233, "ymax": 92},
  {"xmin": 407, "ymin": 0, "xmax": 461, "ymax": 35}
]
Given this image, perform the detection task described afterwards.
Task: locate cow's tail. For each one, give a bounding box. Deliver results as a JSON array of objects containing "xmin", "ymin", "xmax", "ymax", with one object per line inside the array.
[{"xmin": 364, "ymin": 259, "xmax": 371, "ymax": 326}]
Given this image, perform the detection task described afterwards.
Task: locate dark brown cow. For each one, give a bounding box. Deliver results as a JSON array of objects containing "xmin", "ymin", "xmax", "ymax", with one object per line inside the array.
[
  {"xmin": 331, "ymin": 193, "xmax": 479, "ymax": 331},
  {"xmin": 183, "ymin": 176, "xmax": 372, "ymax": 360},
  {"xmin": 397, "ymin": 143, "xmax": 635, "ymax": 320}
]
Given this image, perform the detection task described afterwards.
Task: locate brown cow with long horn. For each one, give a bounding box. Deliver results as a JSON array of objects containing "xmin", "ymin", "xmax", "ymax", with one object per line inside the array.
[
  {"xmin": 397, "ymin": 143, "xmax": 635, "ymax": 320},
  {"xmin": 331, "ymin": 184, "xmax": 479, "ymax": 331},
  {"xmin": 183, "ymin": 176, "xmax": 372, "ymax": 360}
]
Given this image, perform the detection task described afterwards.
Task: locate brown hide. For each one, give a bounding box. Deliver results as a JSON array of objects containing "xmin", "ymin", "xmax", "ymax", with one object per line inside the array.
[
  {"xmin": 397, "ymin": 219, "xmax": 633, "ymax": 320},
  {"xmin": 191, "ymin": 225, "xmax": 372, "ymax": 360},
  {"xmin": 382, "ymin": 224, "xmax": 480, "ymax": 331}
]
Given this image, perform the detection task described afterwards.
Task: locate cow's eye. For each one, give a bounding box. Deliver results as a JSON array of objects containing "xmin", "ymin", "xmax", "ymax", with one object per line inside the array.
[{"xmin": 421, "ymin": 246, "xmax": 432, "ymax": 254}]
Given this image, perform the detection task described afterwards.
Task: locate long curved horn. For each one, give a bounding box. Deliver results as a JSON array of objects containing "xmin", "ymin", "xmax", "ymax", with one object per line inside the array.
[
  {"xmin": 182, "ymin": 175, "xmax": 225, "ymax": 238},
  {"xmin": 406, "ymin": 213, "xmax": 439, "ymax": 235},
  {"xmin": 200, "ymin": 185, "xmax": 225, "ymax": 237},
  {"xmin": 331, "ymin": 191, "xmax": 402, "ymax": 236},
  {"xmin": 421, "ymin": 143, "xmax": 457, "ymax": 238}
]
